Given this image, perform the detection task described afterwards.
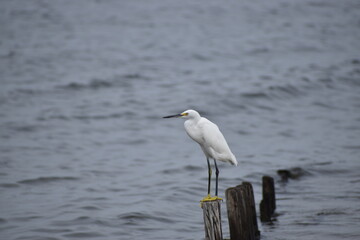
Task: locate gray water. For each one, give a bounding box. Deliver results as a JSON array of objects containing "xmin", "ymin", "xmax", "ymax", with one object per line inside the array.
[{"xmin": 1, "ymin": 0, "xmax": 360, "ymax": 239}]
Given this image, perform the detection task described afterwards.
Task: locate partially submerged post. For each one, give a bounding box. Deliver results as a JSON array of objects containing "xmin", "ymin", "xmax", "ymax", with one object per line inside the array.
[
  {"xmin": 202, "ymin": 200, "xmax": 223, "ymax": 240},
  {"xmin": 226, "ymin": 182, "xmax": 260, "ymax": 240},
  {"xmin": 242, "ymin": 182, "xmax": 260, "ymax": 238},
  {"xmin": 260, "ymin": 176, "xmax": 276, "ymax": 222}
]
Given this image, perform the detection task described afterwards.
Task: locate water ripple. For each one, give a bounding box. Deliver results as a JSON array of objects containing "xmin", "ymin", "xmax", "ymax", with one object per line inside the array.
[
  {"xmin": 32, "ymin": 228, "xmax": 72, "ymax": 233},
  {"xmin": 59, "ymin": 80, "xmax": 112, "ymax": 90},
  {"xmin": 63, "ymin": 232, "xmax": 105, "ymax": 238},
  {"xmin": 0, "ymin": 183, "xmax": 20, "ymax": 188},
  {"xmin": 118, "ymin": 212, "xmax": 175, "ymax": 225},
  {"xmin": 18, "ymin": 176, "xmax": 79, "ymax": 185}
]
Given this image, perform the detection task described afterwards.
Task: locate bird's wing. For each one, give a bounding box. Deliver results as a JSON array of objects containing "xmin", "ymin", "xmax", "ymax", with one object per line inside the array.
[{"xmin": 200, "ymin": 118, "xmax": 233, "ymax": 158}]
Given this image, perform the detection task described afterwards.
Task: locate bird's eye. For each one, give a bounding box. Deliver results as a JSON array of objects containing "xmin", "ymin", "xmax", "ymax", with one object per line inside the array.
[{"xmin": 182, "ymin": 112, "xmax": 189, "ymax": 116}]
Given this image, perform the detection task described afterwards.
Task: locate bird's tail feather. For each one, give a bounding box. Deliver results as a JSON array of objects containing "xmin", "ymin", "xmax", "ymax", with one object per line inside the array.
[{"xmin": 230, "ymin": 154, "xmax": 238, "ymax": 166}]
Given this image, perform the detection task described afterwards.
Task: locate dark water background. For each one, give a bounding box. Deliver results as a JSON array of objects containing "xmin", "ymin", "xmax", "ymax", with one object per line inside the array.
[{"xmin": 1, "ymin": 0, "xmax": 360, "ymax": 239}]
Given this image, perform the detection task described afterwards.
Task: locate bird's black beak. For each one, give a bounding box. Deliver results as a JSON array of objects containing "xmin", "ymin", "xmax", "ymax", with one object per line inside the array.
[{"xmin": 163, "ymin": 114, "xmax": 182, "ymax": 118}]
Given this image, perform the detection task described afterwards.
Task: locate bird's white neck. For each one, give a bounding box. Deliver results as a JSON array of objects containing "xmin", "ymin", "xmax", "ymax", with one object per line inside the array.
[{"xmin": 187, "ymin": 113, "xmax": 201, "ymax": 123}]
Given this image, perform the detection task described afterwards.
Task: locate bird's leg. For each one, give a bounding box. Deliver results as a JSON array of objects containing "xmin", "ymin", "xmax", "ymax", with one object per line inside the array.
[
  {"xmin": 213, "ymin": 159, "xmax": 222, "ymax": 200},
  {"xmin": 200, "ymin": 157, "xmax": 217, "ymax": 202},
  {"xmin": 207, "ymin": 157, "xmax": 211, "ymax": 196}
]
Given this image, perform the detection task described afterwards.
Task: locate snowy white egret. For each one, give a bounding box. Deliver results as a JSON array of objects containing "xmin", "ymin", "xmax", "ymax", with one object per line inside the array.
[{"xmin": 163, "ymin": 109, "xmax": 237, "ymax": 202}]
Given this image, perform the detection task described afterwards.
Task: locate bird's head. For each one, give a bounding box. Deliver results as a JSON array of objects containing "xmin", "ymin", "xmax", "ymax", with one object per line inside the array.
[{"xmin": 163, "ymin": 109, "xmax": 200, "ymax": 120}]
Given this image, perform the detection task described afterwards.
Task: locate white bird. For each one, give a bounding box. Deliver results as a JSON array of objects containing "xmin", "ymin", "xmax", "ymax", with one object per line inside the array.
[{"xmin": 163, "ymin": 109, "xmax": 237, "ymax": 202}]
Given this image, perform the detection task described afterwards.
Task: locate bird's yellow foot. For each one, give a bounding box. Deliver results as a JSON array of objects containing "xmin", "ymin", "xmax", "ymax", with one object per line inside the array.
[
  {"xmin": 200, "ymin": 194, "xmax": 222, "ymax": 202},
  {"xmin": 214, "ymin": 196, "xmax": 223, "ymax": 201}
]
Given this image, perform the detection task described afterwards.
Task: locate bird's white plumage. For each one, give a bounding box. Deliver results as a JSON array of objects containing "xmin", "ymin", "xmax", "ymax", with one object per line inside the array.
[
  {"xmin": 163, "ymin": 109, "xmax": 237, "ymax": 200},
  {"xmin": 181, "ymin": 110, "xmax": 237, "ymax": 166}
]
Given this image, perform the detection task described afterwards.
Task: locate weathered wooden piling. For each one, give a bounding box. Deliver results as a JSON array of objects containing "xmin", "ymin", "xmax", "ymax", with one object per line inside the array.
[
  {"xmin": 242, "ymin": 182, "xmax": 260, "ymax": 238},
  {"xmin": 259, "ymin": 176, "xmax": 276, "ymax": 222},
  {"xmin": 202, "ymin": 200, "xmax": 223, "ymax": 240},
  {"xmin": 226, "ymin": 182, "xmax": 260, "ymax": 240}
]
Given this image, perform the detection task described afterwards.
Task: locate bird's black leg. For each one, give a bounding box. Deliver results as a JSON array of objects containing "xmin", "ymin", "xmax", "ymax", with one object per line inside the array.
[
  {"xmin": 206, "ymin": 157, "xmax": 212, "ymax": 196},
  {"xmin": 214, "ymin": 159, "xmax": 219, "ymax": 196}
]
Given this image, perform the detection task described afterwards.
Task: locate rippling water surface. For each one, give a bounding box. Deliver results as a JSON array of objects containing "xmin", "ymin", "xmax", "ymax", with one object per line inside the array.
[{"xmin": 1, "ymin": 0, "xmax": 360, "ymax": 239}]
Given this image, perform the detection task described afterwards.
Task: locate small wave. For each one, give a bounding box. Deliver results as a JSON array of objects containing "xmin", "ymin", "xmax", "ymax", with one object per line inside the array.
[
  {"xmin": 118, "ymin": 212, "xmax": 175, "ymax": 224},
  {"xmin": 63, "ymin": 232, "xmax": 105, "ymax": 238},
  {"xmin": 237, "ymin": 130, "xmax": 251, "ymax": 135},
  {"xmin": 37, "ymin": 112, "xmax": 133, "ymax": 122},
  {"xmin": 80, "ymin": 206, "xmax": 101, "ymax": 211},
  {"xmin": 51, "ymin": 216, "xmax": 109, "ymax": 228},
  {"xmin": 69, "ymin": 197, "xmax": 108, "ymax": 204},
  {"xmin": 0, "ymin": 183, "xmax": 19, "ymax": 188},
  {"xmin": 278, "ymin": 129, "xmax": 294, "ymax": 138},
  {"xmin": 85, "ymin": 187, "xmax": 99, "ymax": 193},
  {"xmin": 73, "ymin": 113, "xmax": 123, "ymax": 120},
  {"xmin": 121, "ymin": 139, "xmax": 147, "ymax": 145},
  {"xmin": 36, "ymin": 115, "xmax": 70, "ymax": 121},
  {"xmin": 122, "ymin": 73, "xmax": 146, "ymax": 79},
  {"xmin": 292, "ymin": 45, "xmax": 321, "ymax": 53},
  {"xmin": 220, "ymin": 99, "xmax": 248, "ymax": 110},
  {"xmin": 12, "ymin": 215, "xmax": 42, "ymax": 222},
  {"xmin": 59, "ymin": 79, "xmax": 112, "ymax": 90},
  {"xmin": 0, "ymin": 88, "xmax": 44, "ymax": 106},
  {"xmin": 107, "ymin": 187, "xmax": 127, "ymax": 192},
  {"xmin": 162, "ymin": 167, "xmax": 181, "ymax": 175},
  {"xmin": 350, "ymin": 179, "xmax": 360, "ymax": 183},
  {"xmin": 12, "ymin": 88, "xmax": 44, "ymax": 95},
  {"xmin": 184, "ymin": 165, "xmax": 203, "ymax": 172},
  {"xmin": 312, "ymin": 101, "xmax": 340, "ymax": 110},
  {"xmin": 58, "ymin": 74, "xmax": 149, "ymax": 91},
  {"xmin": 192, "ymin": 53, "xmax": 211, "ymax": 61},
  {"xmin": 235, "ymin": 84, "xmax": 305, "ymax": 108},
  {"xmin": 32, "ymin": 228, "xmax": 72, "ymax": 234},
  {"xmin": 18, "ymin": 176, "xmax": 79, "ymax": 184},
  {"xmin": 311, "ymin": 161, "xmax": 332, "ymax": 166},
  {"xmin": 15, "ymin": 237, "xmax": 61, "ymax": 240},
  {"xmin": 293, "ymin": 221, "xmax": 320, "ymax": 226},
  {"xmin": 241, "ymin": 92, "xmax": 269, "ymax": 99},
  {"xmin": 342, "ymin": 145, "xmax": 360, "ymax": 150},
  {"xmin": 253, "ymin": 104, "xmax": 277, "ymax": 111},
  {"xmin": 9, "ymin": 124, "xmax": 41, "ymax": 133},
  {"xmin": 267, "ymin": 84, "xmax": 303, "ymax": 98},
  {"xmin": 316, "ymin": 209, "xmax": 347, "ymax": 216},
  {"xmin": 312, "ymin": 168, "xmax": 351, "ymax": 175},
  {"xmin": 259, "ymin": 75, "xmax": 273, "ymax": 80},
  {"xmin": 246, "ymin": 47, "xmax": 270, "ymax": 55},
  {"xmin": 51, "ymin": 216, "xmax": 90, "ymax": 227},
  {"xmin": 339, "ymin": 76, "xmax": 360, "ymax": 87}
]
